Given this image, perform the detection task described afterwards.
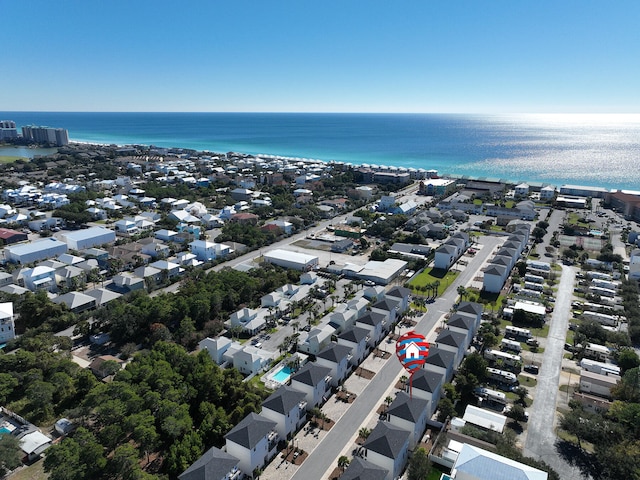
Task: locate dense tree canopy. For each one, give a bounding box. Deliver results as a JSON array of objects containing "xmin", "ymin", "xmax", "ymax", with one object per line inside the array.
[{"xmin": 43, "ymin": 342, "xmax": 269, "ymax": 479}]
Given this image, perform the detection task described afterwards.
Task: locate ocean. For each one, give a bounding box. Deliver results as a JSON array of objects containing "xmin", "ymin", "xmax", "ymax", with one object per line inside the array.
[{"xmin": 2, "ymin": 112, "xmax": 640, "ymax": 191}]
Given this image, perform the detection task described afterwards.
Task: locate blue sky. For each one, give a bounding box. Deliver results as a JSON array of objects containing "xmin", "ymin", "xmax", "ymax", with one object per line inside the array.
[{"xmin": 2, "ymin": 1, "xmax": 639, "ymax": 113}]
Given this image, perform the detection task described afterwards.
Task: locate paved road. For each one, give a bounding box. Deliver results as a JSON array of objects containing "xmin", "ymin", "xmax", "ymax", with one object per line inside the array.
[
  {"xmin": 524, "ymin": 265, "xmax": 586, "ymax": 479},
  {"xmin": 291, "ymin": 235, "xmax": 503, "ymax": 480}
]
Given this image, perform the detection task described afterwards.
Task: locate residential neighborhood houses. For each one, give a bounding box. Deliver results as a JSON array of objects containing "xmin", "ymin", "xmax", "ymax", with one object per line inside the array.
[{"xmin": 0, "ymin": 139, "xmax": 638, "ymax": 480}]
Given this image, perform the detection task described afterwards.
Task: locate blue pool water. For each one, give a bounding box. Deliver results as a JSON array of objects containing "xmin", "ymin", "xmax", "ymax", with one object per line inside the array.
[
  {"xmin": 0, "ymin": 427, "xmax": 11, "ymax": 435},
  {"xmin": 272, "ymin": 366, "xmax": 294, "ymax": 383}
]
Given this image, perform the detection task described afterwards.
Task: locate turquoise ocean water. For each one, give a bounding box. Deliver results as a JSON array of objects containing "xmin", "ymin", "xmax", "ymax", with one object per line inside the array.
[{"xmin": 2, "ymin": 112, "xmax": 639, "ymax": 190}]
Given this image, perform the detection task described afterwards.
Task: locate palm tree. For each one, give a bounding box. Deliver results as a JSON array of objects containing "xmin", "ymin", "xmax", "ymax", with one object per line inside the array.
[
  {"xmin": 457, "ymin": 285, "xmax": 467, "ymax": 302},
  {"xmin": 292, "ymin": 321, "xmax": 299, "ymax": 333},
  {"xmin": 385, "ymin": 395, "xmax": 393, "ymax": 411},
  {"xmin": 358, "ymin": 427, "xmax": 371, "ymax": 442},
  {"xmin": 433, "ymin": 280, "xmax": 441, "ymax": 296},
  {"xmin": 338, "ymin": 456, "xmax": 350, "ymax": 472}
]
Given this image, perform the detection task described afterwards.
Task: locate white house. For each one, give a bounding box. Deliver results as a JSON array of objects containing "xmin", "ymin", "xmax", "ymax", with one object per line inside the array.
[
  {"xmin": 337, "ymin": 326, "xmax": 370, "ymax": 367},
  {"xmin": 386, "ymin": 392, "xmax": 429, "ymax": 449},
  {"xmin": 411, "ymin": 369, "xmax": 445, "ymax": 416},
  {"xmin": 424, "ymin": 346, "xmax": 458, "ymax": 383},
  {"xmin": 482, "ymin": 263, "xmax": 509, "ymax": 293},
  {"xmin": 362, "ymin": 422, "xmax": 411, "ymax": 480},
  {"xmin": 514, "ymin": 183, "xmax": 530, "ymax": 197},
  {"xmin": 224, "ymin": 413, "xmax": 278, "ymax": 477},
  {"xmin": 435, "ymin": 329, "xmax": 469, "ymax": 368},
  {"xmin": 228, "ymin": 307, "xmax": 265, "ymax": 335},
  {"xmin": 297, "ymin": 325, "xmax": 335, "ymax": 356},
  {"xmin": 178, "ymin": 446, "xmax": 240, "ymax": 480},
  {"xmin": 233, "ymin": 345, "xmax": 276, "ymax": 376},
  {"xmin": 0, "ymin": 302, "xmax": 16, "ymax": 343},
  {"xmin": 356, "ymin": 312, "xmax": 385, "ymax": 348},
  {"xmin": 22, "ymin": 266, "xmax": 57, "ymax": 292},
  {"xmin": 385, "ymin": 286, "xmax": 411, "ymax": 314},
  {"xmin": 260, "ymin": 386, "xmax": 307, "ymax": 440},
  {"xmin": 189, "ymin": 240, "xmax": 232, "ymax": 262},
  {"xmin": 289, "ymin": 363, "xmax": 332, "ymax": 408},
  {"xmin": 315, "ymin": 343, "xmax": 352, "ymax": 386},
  {"xmin": 198, "ymin": 336, "xmax": 232, "ymax": 365},
  {"xmin": 539, "ymin": 186, "xmax": 556, "ymax": 201}
]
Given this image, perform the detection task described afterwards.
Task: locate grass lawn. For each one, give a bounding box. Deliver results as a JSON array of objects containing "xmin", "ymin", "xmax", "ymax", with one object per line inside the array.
[
  {"xmin": 473, "ymin": 199, "xmax": 483, "ymax": 205},
  {"xmin": 556, "ymin": 429, "xmax": 595, "ymax": 453},
  {"xmin": 567, "ymin": 212, "xmax": 591, "ymax": 228},
  {"xmin": 411, "ymin": 301, "xmax": 427, "ymax": 312},
  {"xmin": 565, "ymin": 330, "xmax": 575, "ymax": 345},
  {"xmin": 517, "ymin": 375, "xmax": 537, "ymax": 389},
  {"xmin": 7, "ymin": 458, "xmax": 47, "ymax": 480},
  {"xmin": 427, "ymin": 463, "xmax": 452, "ymax": 480},
  {"xmin": 0, "ymin": 155, "xmax": 27, "ymax": 163},
  {"xmin": 410, "ymin": 268, "xmax": 459, "ymax": 293}
]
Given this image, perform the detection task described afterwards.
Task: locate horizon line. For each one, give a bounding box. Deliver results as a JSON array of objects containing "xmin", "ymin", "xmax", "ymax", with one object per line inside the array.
[{"xmin": 3, "ymin": 110, "xmax": 640, "ymax": 116}]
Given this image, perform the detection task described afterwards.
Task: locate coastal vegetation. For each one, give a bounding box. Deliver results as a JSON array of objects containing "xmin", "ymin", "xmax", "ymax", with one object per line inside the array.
[{"xmin": 41, "ymin": 341, "xmax": 268, "ymax": 479}]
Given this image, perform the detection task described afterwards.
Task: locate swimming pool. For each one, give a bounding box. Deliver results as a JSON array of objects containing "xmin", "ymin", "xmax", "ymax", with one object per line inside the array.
[
  {"xmin": 0, "ymin": 427, "xmax": 11, "ymax": 435},
  {"xmin": 272, "ymin": 365, "xmax": 293, "ymax": 383}
]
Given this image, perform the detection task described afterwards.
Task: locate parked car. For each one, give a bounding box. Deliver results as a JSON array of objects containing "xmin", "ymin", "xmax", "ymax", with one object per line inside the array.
[{"xmin": 524, "ymin": 364, "xmax": 539, "ymax": 374}]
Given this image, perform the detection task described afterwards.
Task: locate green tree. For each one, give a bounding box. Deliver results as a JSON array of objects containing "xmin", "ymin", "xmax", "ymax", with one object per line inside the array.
[
  {"xmin": 611, "ymin": 367, "xmax": 640, "ymax": 402},
  {"xmin": 506, "ymin": 404, "xmax": 528, "ymax": 423},
  {"xmin": 26, "ymin": 380, "xmax": 55, "ymax": 420},
  {"xmin": 358, "ymin": 427, "xmax": 371, "ymax": 442},
  {"xmin": 407, "ymin": 447, "xmax": 431, "ymax": 480},
  {"xmin": 44, "ymin": 427, "xmax": 106, "ymax": 480},
  {"xmin": 0, "ymin": 373, "xmax": 18, "ymax": 404},
  {"xmin": 436, "ymin": 397, "xmax": 456, "ymax": 423},
  {"xmin": 0, "ymin": 434, "xmax": 22, "ymax": 476},
  {"xmin": 616, "ymin": 349, "xmax": 640, "ymax": 374},
  {"xmin": 338, "ymin": 455, "xmax": 350, "ymax": 472}
]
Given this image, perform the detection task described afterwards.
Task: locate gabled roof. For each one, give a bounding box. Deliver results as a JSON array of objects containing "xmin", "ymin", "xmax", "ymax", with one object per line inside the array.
[
  {"xmin": 387, "ymin": 392, "xmax": 429, "ymax": 423},
  {"xmin": 262, "ymin": 386, "xmax": 307, "ymax": 415},
  {"xmin": 412, "ymin": 369, "xmax": 445, "ymax": 394},
  {"xmin": 289, "ymin": 363, "xmax": 331, "ymax": 387},
  {"xmin": 224, "ymin": 412, "xmax": 276, "ymax": 450},
  {"xmin": 179, "ymin": 446, "xmax": 240, "ymax": 480},
  {"xmin": 338, "ymin": 326, "xmax": 369, "ymax": 344},
  {"xmin": 340, "ymin": 457, "xmax": 388, "ymax": 480},
  {"xmin": 363, "ymin": 422, "xmax": 411, "ymax": 459},
  {"xmin": 436, "ymin": 329, "xmax": 468, "ymax": 348}
]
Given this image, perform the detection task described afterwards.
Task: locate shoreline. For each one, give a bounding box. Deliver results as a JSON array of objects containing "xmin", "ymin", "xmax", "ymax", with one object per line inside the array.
[{"xmin": 66, "ymin": 140, "xmax": 629, "ymax": 193}]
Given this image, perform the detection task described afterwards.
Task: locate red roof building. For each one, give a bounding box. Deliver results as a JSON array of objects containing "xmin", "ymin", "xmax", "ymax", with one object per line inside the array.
[{"xmin": 0, "ymin": 228, "xmax": 28, "ymax": 245}]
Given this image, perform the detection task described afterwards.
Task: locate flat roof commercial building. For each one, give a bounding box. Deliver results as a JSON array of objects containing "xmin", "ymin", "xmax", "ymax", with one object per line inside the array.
[
  {"xmin": 263, "ymin": 249, "xmax": 319, "ymax": 271},
  {"xmin": 62, "ymin": 227, "xmax": 116, "ymax": 250},
  {"xmin": 4, "ymin": 238, "xmax": 68, "ymax": 264}
]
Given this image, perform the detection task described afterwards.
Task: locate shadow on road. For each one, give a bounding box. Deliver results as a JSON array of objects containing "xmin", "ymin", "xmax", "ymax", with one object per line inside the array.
[{"xmin": 555, "ymin": 439, "xmax": 600, "ymax": 479}]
